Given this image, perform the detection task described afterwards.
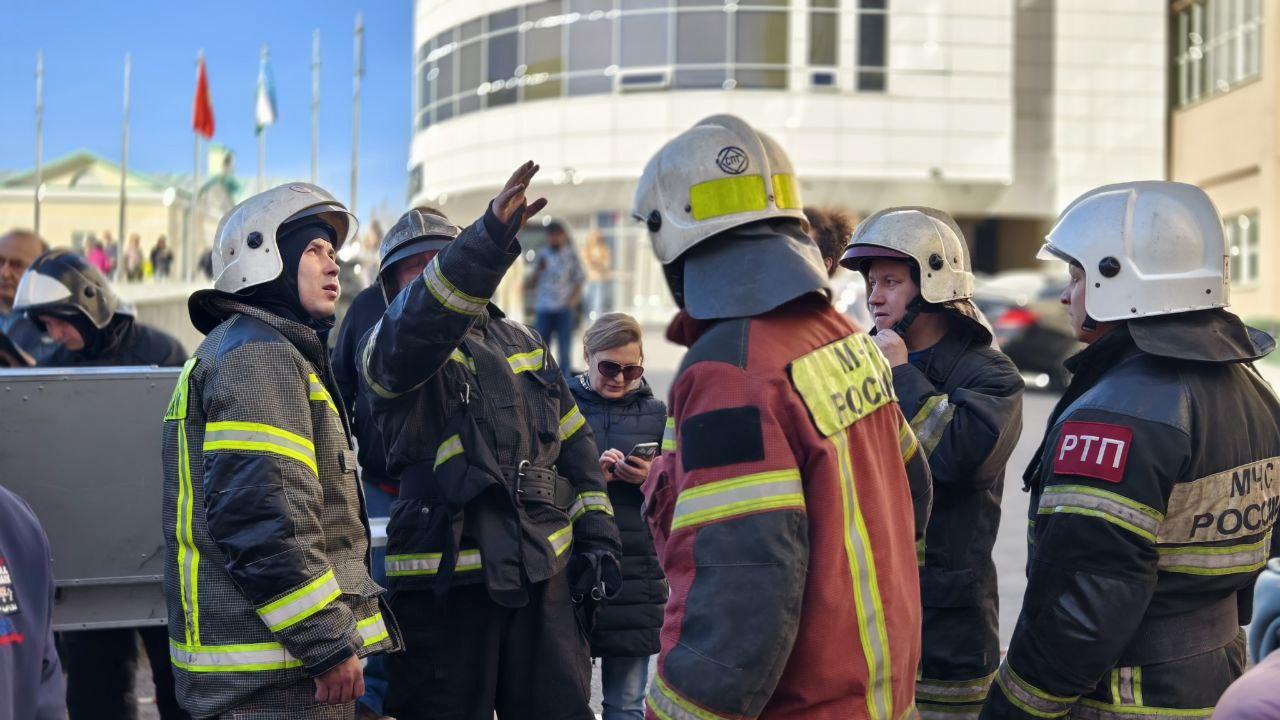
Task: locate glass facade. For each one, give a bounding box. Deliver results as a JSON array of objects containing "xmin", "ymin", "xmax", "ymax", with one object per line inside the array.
[
  {"xmin": 414, "ymin": 0, "xmax": 890, "ymax": 129},
  {"xmin": 1173, "ymin": 0, "xmax": 1262, "ymax": 108}
]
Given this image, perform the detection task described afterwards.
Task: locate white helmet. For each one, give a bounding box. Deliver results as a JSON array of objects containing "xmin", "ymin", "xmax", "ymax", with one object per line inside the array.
[
  {"xmin": 1041, "ymin": 181, "xmax": 1228, "ymax": 323},
  {"xmin": 211, "ymin": 183, "xmax": 357, "ymax": 294},
  {"xmin": 840, "ymin": 207, "xmax": 976, "ymax": 303},
  {"xmin": 631, "ymin": 114, "xmax": 808, "ymax": 264}
]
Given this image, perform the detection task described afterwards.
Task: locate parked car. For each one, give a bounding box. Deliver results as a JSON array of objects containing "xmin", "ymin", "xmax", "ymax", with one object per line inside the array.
[{"xmin": 974, "ymin": 272, "xmax": 1082, "ymax": 391}]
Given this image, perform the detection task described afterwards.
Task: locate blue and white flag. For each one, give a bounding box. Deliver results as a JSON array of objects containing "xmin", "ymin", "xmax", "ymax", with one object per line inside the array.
[{"xmin": 255, "ymin": 46, "xmax": 277, "ymax": 135}]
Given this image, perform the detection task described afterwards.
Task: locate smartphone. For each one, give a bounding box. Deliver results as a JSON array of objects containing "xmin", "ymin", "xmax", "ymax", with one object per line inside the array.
[{"xmin": 627, "ymin": 442, "xmax": 660, "ymax": 462}]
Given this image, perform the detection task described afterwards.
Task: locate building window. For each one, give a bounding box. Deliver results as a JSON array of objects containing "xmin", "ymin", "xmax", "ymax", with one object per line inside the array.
[
  {"xmin": 809, "ymin": 0, "xmax": 838, "ymax": 88},
  {"xmin": 408, "ymin": 164, "xmax": 423, "ymax": 203},
  {"xmin": 1225, "ymin": 210, "xmax": 1260, "ymax": 284},
  {"xmin": 857, "ymin": 0, "xmax": 888, "ymax": 92},
  {"xmin": 1174, "ymin": 0, "xmax": 1262, "ymax": 108},
  {"xmin": 414, "ymin": 0, "xmax": 799, "ymax": 127}
]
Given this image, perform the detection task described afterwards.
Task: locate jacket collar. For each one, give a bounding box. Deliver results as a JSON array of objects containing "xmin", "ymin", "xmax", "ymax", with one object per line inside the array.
[
  {"xmin": 197, "ymin": 292, "xmax": 330, "ymax": 369},
  {"xmin": 909, "ymin": 319, "xmax": 979, "ymax": 385},
  {"xmin": 1127, "ymin": 309, "xmax": 1273, "ymax": 364},
  {"xmin": 571, "ymin": 373, "xmax": 655, "ymax": 407}
]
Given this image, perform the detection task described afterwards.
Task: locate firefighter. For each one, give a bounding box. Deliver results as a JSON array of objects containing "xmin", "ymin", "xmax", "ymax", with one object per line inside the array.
[
  {"xmin": 980, "ymin": 181, "xmax": 1280, "ymax": 719},
  {"xmin": 633, "ymin": 113, "xmax": 929, "ymax": 719},
  {"xmin": 330, "ymin": 206, "xmax": 458, "ymax": 719},
  {"xmin": 359, "ymin": 161, "xmax": 621, "ymax": 720},
  {"xmin": 841, "ymin": 208, "xmax": 1024, "ymax": 719},
  {"xmin": 11, "ymin": 249, "xmax": 186, "ymax": 720},
  {"xmin": 161, "ymin": 183, "xmax": 401, "ymax": 719}
]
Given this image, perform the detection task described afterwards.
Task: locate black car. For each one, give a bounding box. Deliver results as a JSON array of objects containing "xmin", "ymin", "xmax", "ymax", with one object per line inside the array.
[{"xmin": 974, "ymin": 278, "xmax": 1082, "ymax": 392}]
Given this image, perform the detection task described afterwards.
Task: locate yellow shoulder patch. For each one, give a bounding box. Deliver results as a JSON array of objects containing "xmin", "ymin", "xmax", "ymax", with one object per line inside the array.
[
  {"xmin": 164, "ymin": 356, "xmax": 200, "ymax": 421},
  {"xmin": 788, "ymin": 333, "xmax": 896, "ymax": 437}
]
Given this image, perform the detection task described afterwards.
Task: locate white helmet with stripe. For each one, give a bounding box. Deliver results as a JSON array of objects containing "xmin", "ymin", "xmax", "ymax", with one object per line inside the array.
[{"xmin": 631, "ymin": 114, "xmax": 808, "ymax": 265}]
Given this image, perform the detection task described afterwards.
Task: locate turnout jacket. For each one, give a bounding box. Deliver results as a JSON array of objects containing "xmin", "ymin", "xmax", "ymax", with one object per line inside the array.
[
  {"xmin": 896, "ymin": 322, "xmax": 1023, "ymax": 718},
  {"xmin": 643, "ymin": 296, "xmax": 930, "ymax": 720},
  {"xmin": 358, "ymin": 212, "xmax": 620, "ymax": 607},
  {"xmin": 982, "ymin": 311, "xmax": 1280, "ymax": 720},
  {"xmin": 161, "ymin": 297, "xmax": 400, "ymax": 719}
]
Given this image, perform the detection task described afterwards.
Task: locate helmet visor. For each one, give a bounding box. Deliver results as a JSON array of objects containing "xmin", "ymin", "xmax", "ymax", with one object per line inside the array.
[{"xmin": 1036, "ymin": 243, "xmax": 1078, "ymax": 266}]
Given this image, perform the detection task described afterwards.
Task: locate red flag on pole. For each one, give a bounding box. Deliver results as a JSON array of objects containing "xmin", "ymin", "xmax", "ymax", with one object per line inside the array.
[{"xmin": 193, "ymin": 57, "xmax": 215, "ymax": 139}]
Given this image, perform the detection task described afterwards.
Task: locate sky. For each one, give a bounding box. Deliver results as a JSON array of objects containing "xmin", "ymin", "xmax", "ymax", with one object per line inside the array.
[{"xmin": 0, "ymin": 0, "xmax": 413, "ymax": 225}]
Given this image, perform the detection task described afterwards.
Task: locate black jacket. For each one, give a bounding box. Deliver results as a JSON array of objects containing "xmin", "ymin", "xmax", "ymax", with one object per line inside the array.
[
  {"xmin": 359, "ymin": 212, "xmax": 620, "ymax": 608},
  {"xmin": 332, "ymin": 285, "xmax": 392, "ymax": 491},
  {"xmin": 982, "ymin": 311, "xmax": 1280, "ymax": 719},
  {"xmin": 570, "ymin": 375, "xmax": 667, "ymax": 658},
  {"xmin": 894, "ymin": 320, "xmax": 1023, "ymax": 710},
  {"xmin": 57, "ymin": 314, "xmax": 184, "ymax": 368}
]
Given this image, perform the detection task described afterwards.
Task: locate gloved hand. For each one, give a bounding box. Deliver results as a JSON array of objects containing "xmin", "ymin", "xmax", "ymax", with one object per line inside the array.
[{"xmin": 566, "ymin": 549, "xmax": 622, "ymax": 638}]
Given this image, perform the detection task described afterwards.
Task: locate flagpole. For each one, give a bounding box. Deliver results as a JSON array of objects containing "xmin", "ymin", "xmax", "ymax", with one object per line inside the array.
[
  {"xmin": 189, "ymin": 50, "xmax": 203, "ymax": 284},
  {"xmin": 258, "ymin": 44, "xmax": 268, "ymax": 193},
  {"xmin": 351, "ymin": 12, "xmax": 364, "ymax": 216},
  {"xmin": 34, "ymin": 51, "xmax": 43, "ymax": 237},
  {"xmin": 117, "ymin": 52, "xmax": 130, "ymax": 283},
  {"xmin": 311, "ymin": 29, "xmax": 320, "ymax": 185}
]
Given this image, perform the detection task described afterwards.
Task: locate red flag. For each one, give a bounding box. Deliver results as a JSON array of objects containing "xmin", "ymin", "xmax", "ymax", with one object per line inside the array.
[{"xmin": 192, "ymin": 57, "xmax": 215, "ymax": 139}]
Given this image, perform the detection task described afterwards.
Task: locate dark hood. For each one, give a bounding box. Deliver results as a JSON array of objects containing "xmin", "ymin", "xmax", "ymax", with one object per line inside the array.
[
  {"xmin": 1127, "ymin": 308, "xmax": 1274, "ymax": 364},
  {"xmin": 188, "ymin": 293, "xmax": 330, "ymax": 369}
]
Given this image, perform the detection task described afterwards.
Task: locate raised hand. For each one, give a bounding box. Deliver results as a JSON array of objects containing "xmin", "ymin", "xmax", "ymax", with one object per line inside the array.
[{"xmin": 490, "ymin": 160, "xmax": 549, "ymax": 230}]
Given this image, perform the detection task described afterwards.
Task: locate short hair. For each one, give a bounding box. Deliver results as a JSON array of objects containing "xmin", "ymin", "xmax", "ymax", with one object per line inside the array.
[
  {"xmin": 545, "ymin": 220, "xmax": 569, "ymax": 238},
  {"xmin": 2, "ymin": 229, "xmax": 49, "ymax": 253},
  {"xmin": 804, "ymin": 206, "xmax": 855, "ymax": 277},
  {"xmin": 583, "ymin": 312, "xmax": 643, "ymax": 356}
]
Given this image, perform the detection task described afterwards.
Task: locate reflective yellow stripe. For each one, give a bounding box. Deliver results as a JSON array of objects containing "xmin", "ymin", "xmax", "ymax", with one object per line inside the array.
[
  {"xmin": 662, "ymin": 416, "xmax": 677, "ymax": 452},
  {"xmin": 1133, "ymin": 667, "xmax": 1143, "ymax": 707},
  {"xmin": 549, "ymin": 524, "xmax": 574, "ymax": 557},
  {"xmin": 834, "ymin": 432, "xmax": 893, "ymax": 719},
  {"xmin": 359, "ymin": 320, "xmax": 408, "ymax": 400},
  {"xmin": 307, "ymin": 373, "xmax": 339, "ymax": 416},
  {"xmin": 910, "ymin": 395, "xmax": 956, "ymax": 456},
  {"xmin": 1156, "ymin": 532, "xmax": 1270, "ymax": 576},
  {"xmin": 569, "ymin": 491, "xmax": 615, "ymax": 522},
  {"xmin": 772, "ymin": 173, "xmax": 801, "ymax": 210},
  {"xmin": 670, "ymin": 469, "xmax": 804, "ymax": 532},
  {"xmin": 166, "ymin": 357, "xmax": 200, "ymax": 645},
  {"xmin": 915, "ymin": 537, "xmax": 926, "ymax": 567},
  {"xmin": 256, "ymin": 569, "xmax": 341, "ymax": 632},
  {"xmin": 1038, "ymin": 484, "xmax": 1163, "ymax": 543},
  {"xmin": 508, "ymin": 349, "xmax": 545, "ymax": 375},
  {"xmin": 559, "ymin": 406, "xmax": 586, "ymax": 441},
  {"xmin": 916, "ymin": 671, "xmax": 997, "ymax": 704},
  {"xmin": 899, "ymin": 418, "xmax": 920, "ymax": 464},
  {"xmin": 385, "ymin": 549, "xmax": 483, "ymax": 576},
  {"xmin": 647, "ymin": 673, "xmax": 734, "ymax": 720},
  {"xmin": 203, "ymin": 421, "xmax": 318, "ymax": 477},
  {"xmin": 450, "ymin": 348, "xmax": 476, "ymax": 374},
  {"xmin": 1071, "ymin": 698, "xmax": 1211, "ymax": 719},
  {"xmin": 170, "ymin": 611, "xmax": 388, "ymax": 672},
  {"xmin": 688, "ymin": 175, "xmax": 768, "ymax": 222},
  {"xmin": 434, "ymin": 434, "xmax": 463, "ymax": 470},
  {"xmin": 917, "ymin": 703, "xmax": 982, "ymax": 719},
  {"xmin": 994, "ymin": 663, "xmax": 1075, "ymax": 718},
  {"xmin": 423, "ymin": 257, "xmax": 487, "ymax": 315}
]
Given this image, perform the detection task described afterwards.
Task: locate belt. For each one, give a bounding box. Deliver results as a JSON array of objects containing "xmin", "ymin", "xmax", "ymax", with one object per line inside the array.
[
  {"xmin": 1118, "ymin": 593, "xmax": 1240, "ymax": 666},
  {"xmin": 399, "ymin": 460, "xmax": 571, "ymax": 507}
]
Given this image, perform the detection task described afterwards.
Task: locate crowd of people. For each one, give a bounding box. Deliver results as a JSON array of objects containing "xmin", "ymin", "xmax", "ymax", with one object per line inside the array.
[
  {"xmin": 68, "ymin": 230, "xmax": 177, "ymax": 284},
  {"xmin": 1, "ymin": 114, "xmax": 1280, "ymax": 720}
]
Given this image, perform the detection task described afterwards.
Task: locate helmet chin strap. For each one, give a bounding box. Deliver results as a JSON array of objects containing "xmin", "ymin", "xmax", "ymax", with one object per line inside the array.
[
  {"xmin": 1082, "ymin": 315, "xmax": 1098, "ymax": 332},
  {"xmin": 870, "ymin": 295, "xmax": 926, "ymax": 337}
]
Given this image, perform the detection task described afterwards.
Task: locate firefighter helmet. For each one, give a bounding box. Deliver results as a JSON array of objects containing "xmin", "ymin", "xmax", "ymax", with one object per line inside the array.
[
  {"xmin": 12, "ymin": 249, "xmax": 120, "ymax": 330},
  {"xmin": 377, "ymin": 208, "xmax": 460, "ymax": 303}
]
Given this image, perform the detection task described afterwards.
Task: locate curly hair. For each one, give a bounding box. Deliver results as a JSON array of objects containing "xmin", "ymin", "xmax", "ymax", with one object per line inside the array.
[{"xmin": 804, "ymin": 206, "xmax": 856, "ymax": 277}]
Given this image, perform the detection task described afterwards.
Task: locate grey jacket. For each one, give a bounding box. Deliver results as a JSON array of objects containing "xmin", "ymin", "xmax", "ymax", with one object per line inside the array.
[{"xmin": 162, "ymin": 297, "xmax": 401, "ymax": 718}]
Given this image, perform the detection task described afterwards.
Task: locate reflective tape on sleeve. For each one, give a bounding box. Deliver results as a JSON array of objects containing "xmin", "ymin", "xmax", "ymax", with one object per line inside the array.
[
  {"xmin": 670, "ymin": 468, "xmax": 804, "ymax": 532},
  {"xmin": 170, "ymin": 610, "xmax": 389, "ymax": 673},
  {"xmin": 910, "ymin": 395, "xmax": 956, "ymax": 457},
  {"xmin": 507, "ymin": 349, "xmax": 545, "ymax": 375},
  {"xmin": 688, "ymin": 175, "xmax": 768, "ymax": 222},
  {"xmin": 256, "ymin": 569, "xmax": 341, "ymax": 632},
  {"xmin": 548, "ymin": 524, "xmax": 574, "ymax": 557},
  {"xmin": 559, "ymin": 406, "xmax": 586, "ymax": 441},
  {"xmin": 1070, "ymin": 697, "xmax": 1210, "ymax": 720},
  {"xmin": 899, "ymin": 418, "xmax": 920, "ymax": 464},
  {"xmin": 434, "ymin": 434, "xmax": 463, "ymax": 470},
  {"xmin": 647, "ymin": 673, "xmax": 734, "ymax": 720},
  {"xmin": 569, "ymin": 491, "xmax": 614, "ymax": 522},
  {"xmin": 423, "ymin": 258, "xmax": 487, "ymax": 316},
  {"xmin": 993, "ymin": 662, "xmax": 1076, "ymax": 719},
  {"xmin": 916, "ymin": 670, "xmax": 997, "ymax": 705},
  {"xmin": 662, "ymin": 416, "xmax": 677, "ymax": 452},
  {"xmin": 203, "ymin": 421, "xmax": 318, "ymax": 477},
  {"xmin": 450, "ymin": 349, "xmax": 476, "ymax": 374},
  {"xmin": 385, "ymin": 549, "xmax": 483, "ymax": 577},
  {"xmin": 1037, "ymin": 484, "xmax": 1163, "ymax": 543},
  {"xmin": 307, "ymin": 373, "xmax": 339, "ymax": 416}
]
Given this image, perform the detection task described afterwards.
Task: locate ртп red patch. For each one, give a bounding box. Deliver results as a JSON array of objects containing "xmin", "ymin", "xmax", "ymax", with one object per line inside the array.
[{"xmin": 1053, "ymin": 421, "xmax": 1133, "ymax": 484}]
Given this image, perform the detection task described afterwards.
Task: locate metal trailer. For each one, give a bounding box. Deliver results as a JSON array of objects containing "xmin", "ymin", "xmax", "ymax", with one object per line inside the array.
[{"xmin": 0, "ymin": 366, "xmax": 386, "ymax": 631}]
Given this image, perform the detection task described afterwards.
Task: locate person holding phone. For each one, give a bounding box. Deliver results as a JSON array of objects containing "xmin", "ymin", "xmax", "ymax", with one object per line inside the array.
[{"xmin": 569, "ymin": 313, "xmax": 667, "ymax": 720}]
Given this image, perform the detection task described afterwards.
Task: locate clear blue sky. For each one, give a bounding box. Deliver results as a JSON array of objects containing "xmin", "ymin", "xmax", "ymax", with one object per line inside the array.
[{"xmin": 0, "ymin": 0, "xmax": 413, "ymax": 224}]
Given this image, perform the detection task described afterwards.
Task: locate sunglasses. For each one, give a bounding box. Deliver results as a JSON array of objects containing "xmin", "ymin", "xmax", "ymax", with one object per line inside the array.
[{"xmin": 597, "ymin": 360, "xmax": 645, "ymax": 383}]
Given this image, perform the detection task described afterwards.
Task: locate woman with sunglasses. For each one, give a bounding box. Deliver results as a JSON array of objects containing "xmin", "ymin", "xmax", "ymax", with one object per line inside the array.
[{"xmin": 569, "ymin": 313, "xmax": 667, "ymax": 720}]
